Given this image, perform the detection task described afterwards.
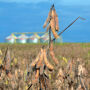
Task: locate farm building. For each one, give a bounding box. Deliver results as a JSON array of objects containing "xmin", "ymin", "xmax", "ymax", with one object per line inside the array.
[
  {"xmin": 5, "ymin": 32, "xmax": 63, "ymax": 43},
  {"xmin": 5, "ymin": 34, "xmax": 17, "ymax": 44},
  {"xmin": 27, "ymin": 34, "xmax": 40, "ymax": 43},
  {"xmin": 16, "ymin": 34, "xmax": 28, "ymax": 43}
]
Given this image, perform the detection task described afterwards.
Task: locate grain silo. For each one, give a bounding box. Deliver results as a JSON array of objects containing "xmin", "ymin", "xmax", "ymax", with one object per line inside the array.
[
  {"xmin": 27, "ymin": 33, "xmax": 40, "ymax": 43},
  {"xmin": 40, "ymin": 33, "xmax": 49, "ymax": 43},
  {"xmin": 16, "ymin": 34, "xmax": 28, "ymax": 43},
  {"xmin": 5, "ymin": 34, "xmax": 17, "ymax": 44}
]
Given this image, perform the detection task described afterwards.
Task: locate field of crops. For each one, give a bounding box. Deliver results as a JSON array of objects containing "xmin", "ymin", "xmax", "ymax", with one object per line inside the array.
[{"xmin": 0, "ymin": 43, "xmax": 90, "ymax": 90}]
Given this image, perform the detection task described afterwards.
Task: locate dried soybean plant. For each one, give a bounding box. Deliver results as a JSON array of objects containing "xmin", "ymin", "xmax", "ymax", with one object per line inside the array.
[
  {"xmin": 27, "ymin": 5, "xmax": 60, "ymax": 90},
  {"xmin": 43, "ymin": 4, "xmax": 59, "ymax": 65},
  {"xmin": 0, "ymin": 47, "xmax": 20, "ymax": 90},
  {"xmin": 74, "ymin": 58, "xmax": 89, "ymax": 90},
  {"xmin": 43, "ymin": 4, "xmax": 59, "ymax": 39},
  {"xmin": 27, "ymin": 4, "xmax": 87, "ymax": 90},
  {"xmin": 43, "ymin": 4, "xmax": 59, "ymax": 66},
  {"xmin": 55, "ymin": 58, "xmax": 89, "ymax": 90},
  {"xmin": 28, "ymin": 47, "xmax": 55, "ymax": 90},
  {"xmin": 0, "ymin": 47, "xmax": 13, "ymax": 89},
  {"xmin": 3, "ymin": 47, "xmax": 12, "ymax": 78},
  {"xmin": 27, "ymin": 43, "xmax": 59, "ymax": 90}
]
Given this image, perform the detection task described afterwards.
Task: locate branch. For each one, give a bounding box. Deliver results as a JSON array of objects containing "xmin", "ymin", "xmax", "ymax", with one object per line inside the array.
[{"xmin": 52, "ymin": 16, "xmax": 85, "ymax": 41}]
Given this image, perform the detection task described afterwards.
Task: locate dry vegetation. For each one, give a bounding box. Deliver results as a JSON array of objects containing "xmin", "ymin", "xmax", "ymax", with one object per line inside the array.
[{"xmin": 0, "ymin": 43, "xmax": 90, "ymax": 90}]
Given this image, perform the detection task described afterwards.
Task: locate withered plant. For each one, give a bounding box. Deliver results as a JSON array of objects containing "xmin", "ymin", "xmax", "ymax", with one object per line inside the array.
[
  {"xmin": 55, "ymin": 58, "xmax": 89, "ymax": 90},
  {"xmin": 28, "ymin": 46, "xmax": 59, "ymax": 90}
]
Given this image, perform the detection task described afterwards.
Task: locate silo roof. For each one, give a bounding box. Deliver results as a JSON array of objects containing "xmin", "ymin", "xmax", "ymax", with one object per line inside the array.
[
  {"xmin": 40, "ymin": 33, "xmax": 49, "ymax": 42},
  {"xmin": 41, "ymin": 33, "xmax": 48, "ymax": 38},
  {"xmin": 6, "ymin": 34, "xmax": 17, "ymax": 40},
  {"xmin": 34, "ymin": 33, "xmax": 40, "ymax": 39},
  {"xmin": 29, "ymin": 34, "xmax": 40, "ymax": 39},
  {"xmin": 18, "ymin": 34, "xmax": 28, "ymax": 39}
]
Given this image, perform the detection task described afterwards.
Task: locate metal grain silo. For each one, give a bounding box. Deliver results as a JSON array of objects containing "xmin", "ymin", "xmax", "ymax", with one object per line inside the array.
[
  {"xmin": 16, "ymin": 34, "xmax": 28, "ymax": 43},
  {"xmin": 40, "ymin": 33, "xmax": 49, "ymax": 43},
  {"xmin": 5, "ymin": 34, "xmax": 17, "ymax": 44},
  {"xmin": 27, "ymin": 34, "xmax": 40, "ymax": 43}
]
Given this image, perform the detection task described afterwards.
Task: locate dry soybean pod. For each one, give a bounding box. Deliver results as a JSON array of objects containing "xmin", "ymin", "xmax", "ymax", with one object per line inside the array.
[
  {"xmin": 51, "ymin": 9, "xmax": 56, "ymax": 19},
  {"xmin": 37, "ymin": 48, "xmax": 44, "ymax": 68},
  {"xmin": 35, "ymin": 69, "xmax": 39, "ymax": 79},
  {"xmin": 50, "ymin": 18, "xmax": 55, "ymax": 30},
  {"xmin": 54, "ymin": 8, "xmax": 59, "ymax": 31},
  {"xmin": 43, "ymin": 49, "xmax": 54, "ymax": 70},
  {"xmin": 49, "ymin": 42, "xmax": 59, "ymax": 65},
  {"xmin": 50, "ymin": 19, "xmax": 59, "ymax": 39},
  {"xmin": 55, "ymin": 14, "xmax": 59, "ymax": 31},
  {"xmin": 30, "ymin": 53, "xmax": 40, "ymax": 67},
  {"xmin": 50, "ymin": 51, "xmax": 59, "ymax": 65},
  {"xmin": 29, "ymin": 70, "xmax": 39, "ymax": 89},
  {"xmin": 51, "ymin": 28, "xmax": 59, "ymax": 39},
  {"xmin": 43, "ymin": 11, "xmax": 51, "ymax": 28}
]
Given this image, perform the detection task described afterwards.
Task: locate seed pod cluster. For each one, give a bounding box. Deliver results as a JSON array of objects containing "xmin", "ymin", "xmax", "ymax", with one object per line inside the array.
[
  {"xmin": 31, "ymin": 48, "xmax": 54, "ymax": 71},
  {"xmin": 43, "ymin": 6, "xmax": 59, "ymax": 39},
  {"xmin": 50, "ymin": 8, "xmax": 59, "ymax": 38},
  {"xmin": 51, "ymin": 8, "xmax": 59, "ymax": 31},
  {"xmin": 30, "ymin": 48, "xmax": 54, "ymax": 88},
  {"xmin": 31, "ymin": 48, "xmax": 43, "ymax": 68}
]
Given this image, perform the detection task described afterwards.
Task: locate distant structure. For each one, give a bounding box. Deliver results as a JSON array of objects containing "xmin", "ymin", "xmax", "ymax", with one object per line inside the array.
[
  {"xmin": 5, "ymin": 34, "xmax": 17, "ymax": 44},
  {"xmin": 5, "ymin": 32, "xmax": 63, "ymax": 44},
  {"xmin": 27, "ymin": 34, "xmax": 40, "ymax": 43},
  {"xmin": 16, "ymin": 34, "xmax": 28, "ymax": 44}
]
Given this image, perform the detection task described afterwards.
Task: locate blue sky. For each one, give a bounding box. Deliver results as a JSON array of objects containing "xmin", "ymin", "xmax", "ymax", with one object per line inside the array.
[{"xmin": 0, "ymin": 0, "xmax": 90, "ymax": 42}]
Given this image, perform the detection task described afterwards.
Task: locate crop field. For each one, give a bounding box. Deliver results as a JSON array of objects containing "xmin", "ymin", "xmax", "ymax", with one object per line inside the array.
[{"xmin": 0, "ymin": 43, "xmax": 90, "ymax": 90}]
